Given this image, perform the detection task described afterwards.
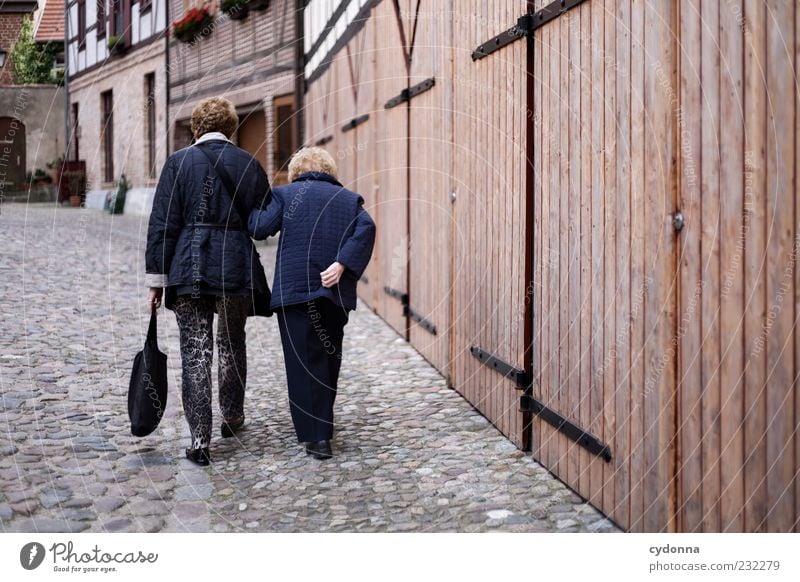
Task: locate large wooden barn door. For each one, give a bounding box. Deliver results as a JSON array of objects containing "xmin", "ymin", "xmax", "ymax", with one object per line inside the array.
[
  {"xmin": 372, "ymin": 0, "xmax": 412, "ymax": 336},
  {"xmin": 406, "ymin": 0, "xmax": 453, "ymax": 376},
  {"xmin": 350, "ymin": 24, "xmax": 380, "ymax": 309},
  {"xmin": 452, "ymin": 0, "xmax": 530, "ymax": 448},
  {"xmin": 528, "ymin": 0, "xmax": 678, "ymax": 531}
]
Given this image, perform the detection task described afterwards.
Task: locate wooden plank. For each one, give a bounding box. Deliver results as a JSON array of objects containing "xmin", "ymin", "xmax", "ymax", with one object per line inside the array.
[
  {"xmin": 589, "ymin": 0, "xmax": 605, "ymax": 510},
  {"xmin": 628, "ymin": 0, "xmax": 646, "ymax": 532},
  {"xmin": 567, "ymin": 4, "xmax": 582, "ymax": 493},
  {"xmin": 508, "ymin": 0, "xmax": 520, "ymax": 444},
  {"xmin": 614, "ymin": 0, "xmax": 631, "ymax": 530},
  {"xmin": 539, "ymin": 18, "xmax": 553, "ymax": 470},
  {"xmin": 796, "ymin": 0, "xmax": 800, "ymax": 535},
  {"xmin": 548, "ymin": 16, "xmax": 560, "ymax": 471},
  {"xmin": 677, "ymin": 0, "xmax": 704, "ymax": 533},
  {"xmin": 718, "ymin": 0, "xmax": 746, "ymax": 533},
  {"xmin": 699, "ymin": 0, "xmax": 721, "ymax": 533},
  {"xmin": 764, "ymin": 0, "xmax": 795, "ymax": 533},
  {"xmin": 558, "ymin": 0, "xmax": 569, "ymax": 482},
  {"xmin": 578, "ymin": 0, "xmax": 593, "ymax": 499},
  {"xmin": 478, "ymin": 0, "xmax": 489, "ymax": 430},
  {"xmin": 642, "ymin": 0, "xmax": 677, "ymax": 532},
  {"xmin": 489, "ymin": 0, "xmax": 499, "ymax": 437},
  {"xmin": 532, "ymin": 4, "xmax": 544, "ymax": 461},
  {"xmin": 602, "ymin": 0, "xmax": 617, "ymax": 519},
  {"xmin": 742, "ymin": 0, "xmax": 768, "ymax": 533}
]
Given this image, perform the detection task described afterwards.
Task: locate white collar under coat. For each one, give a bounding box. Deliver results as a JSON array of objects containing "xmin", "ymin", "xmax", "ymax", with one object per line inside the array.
[{"xmin": 193, "ymin": 131, "xmax": 231, "ymax": 145}]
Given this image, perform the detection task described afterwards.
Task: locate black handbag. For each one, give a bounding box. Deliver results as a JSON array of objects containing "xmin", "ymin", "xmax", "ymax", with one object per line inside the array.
[
  {"xmin": 195, "ymin": 143, "xmax": 272, "ymax": 317},
  {"xmin": 128, "ymin": 307, "xmax": 169, "ymax": 437}
]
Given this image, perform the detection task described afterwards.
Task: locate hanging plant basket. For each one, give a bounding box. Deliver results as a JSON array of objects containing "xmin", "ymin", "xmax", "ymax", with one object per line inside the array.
[
  {"xmin": 173, "ymin": 6, "xmax": 215, "ymax": 44},
  {"xmin": 222, "ymin": 0, "xmax": 250, "ymax": 20},
  {"xmin": 107, "ymin": 35, "xmax": 128, "ymax": 56}
]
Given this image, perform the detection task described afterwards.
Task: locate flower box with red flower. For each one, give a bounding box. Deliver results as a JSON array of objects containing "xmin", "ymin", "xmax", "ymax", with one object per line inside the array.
[{"xmin": 172, "ymin": 5, "xmax": 215, "ymax": 43}]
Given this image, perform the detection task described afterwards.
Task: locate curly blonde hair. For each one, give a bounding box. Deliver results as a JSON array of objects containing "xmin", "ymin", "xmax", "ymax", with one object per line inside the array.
[
  {"xmin": 288, "ymin": 147, "xmax": 338, "ymax": 182},
  {"xmin": 190, "ymin": 97, "xmax": 239, "ymax": 139}
]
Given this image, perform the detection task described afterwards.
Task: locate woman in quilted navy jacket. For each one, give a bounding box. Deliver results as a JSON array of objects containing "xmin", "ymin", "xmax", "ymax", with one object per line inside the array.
[
  {"xmin": 145, "ymin": 97, "xmax": 271, "ymax": 466},
  {"xmin": 249, "ymin": 147, "xmax": 375, "ymax": 459}
]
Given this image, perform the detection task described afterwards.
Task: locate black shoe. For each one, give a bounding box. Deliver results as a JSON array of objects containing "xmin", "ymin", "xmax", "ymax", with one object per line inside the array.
[
  {"xmin": 304, "ymin": 440, "xmax": 333, "ymax": 460},
  {"xmin": 221, "ymin": 417, "xmax": 245, "ymax": 438},
  {"xmin": 185, "ymin": 447, "xmax": 211, "ymax": 466}
]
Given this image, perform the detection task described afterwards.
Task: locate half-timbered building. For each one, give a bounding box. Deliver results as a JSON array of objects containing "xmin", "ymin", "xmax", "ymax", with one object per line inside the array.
[{"xmin": 65, "ymin": 0, "xmax": 168, "ymax": 211}]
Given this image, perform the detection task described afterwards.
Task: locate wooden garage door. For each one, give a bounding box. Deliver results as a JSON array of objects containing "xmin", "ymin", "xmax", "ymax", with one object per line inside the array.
[
  {"xmin": 530, "ymin": 0, "xmax": 678, "ymax": 531},
  {"xmin": 452, "ymin": 0, "xmax": 530, "ymax": 448},
  {"xmin": 407, "ymin": 0, "xmax": 454, "ymax": 376},
  {"xmin": 371, "ymin": 0, "xmax": 411, "ymax": 337}
]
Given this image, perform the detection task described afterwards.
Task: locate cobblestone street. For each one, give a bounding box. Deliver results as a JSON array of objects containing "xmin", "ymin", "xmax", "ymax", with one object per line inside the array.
[{"xmin": 0, "ymin": 204, "xmax": 618, "ymax": 533}]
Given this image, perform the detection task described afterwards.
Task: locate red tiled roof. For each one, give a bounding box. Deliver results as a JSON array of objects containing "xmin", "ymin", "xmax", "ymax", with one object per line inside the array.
[{"xmin": 34, "ymin": 0, "xmax": 65, "ymax": 43}]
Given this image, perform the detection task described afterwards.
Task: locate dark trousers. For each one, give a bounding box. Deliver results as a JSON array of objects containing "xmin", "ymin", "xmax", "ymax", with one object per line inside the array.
[
  {"xmin": 277, "ymin": 298, "xmax": 349, "ymax": 442},
  {"xmin": 173, "ymin": 295, "xmax": 250, "ymax": 449}
]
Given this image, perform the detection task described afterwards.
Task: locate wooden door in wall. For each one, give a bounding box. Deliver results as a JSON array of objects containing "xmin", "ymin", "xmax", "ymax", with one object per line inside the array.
[
  {"xmin": 371, "ymin": 0, "xmax": 412, "ymax": 337},
  {"xmin": 0, "ymin": 118, "xmax": 25, "ymax": 190},
  {"xmin": 272, "ymin": 95, "xmax": 297, "ymax": 186},
  {"xmin": 451, "ymin": 0, "xmax": 530, "ymax": 448},
  {"xmin": 529, "ymin": 0, "xmax": 678, "ymax": 531},
  {"xmin": 347, "ymin": 22, "xmax": 380, "ymax": 309},
  {"xmin": 237, "ymin": 109, "xmax": 268, "ymax": 174},
  {"xmin": 406, "ymin": 0, "xmax": 454, "ymax": 377}
]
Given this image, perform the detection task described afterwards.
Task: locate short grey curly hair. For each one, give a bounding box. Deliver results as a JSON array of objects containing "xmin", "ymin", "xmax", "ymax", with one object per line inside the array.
[
  {"xmin": 191, "ymin": 97, "xmax": 239, "ymax": 139},
  {"xmin": 287, "ymin": 147, "xmax": 338, "ymax": 182}
]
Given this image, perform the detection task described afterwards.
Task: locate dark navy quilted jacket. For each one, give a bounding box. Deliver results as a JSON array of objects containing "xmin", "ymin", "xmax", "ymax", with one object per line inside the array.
[
  {"xmin": 145, "ymin": 138, "xmax": 271, "ymax": 309},
  {"xmin": 248, "ymin": 172, "xmax": 376, "ymax": 311}
]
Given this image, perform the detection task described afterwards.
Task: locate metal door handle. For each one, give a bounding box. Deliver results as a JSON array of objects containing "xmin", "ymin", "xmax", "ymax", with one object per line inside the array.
[{"xmin": 672, "ymin": 211, "xmax": 685, "ymax": 232}]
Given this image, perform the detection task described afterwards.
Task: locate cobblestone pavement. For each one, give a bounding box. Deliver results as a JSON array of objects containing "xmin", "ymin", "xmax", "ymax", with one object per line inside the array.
[{"xmin": 0, "ymin": 204, "xmax": 619, "ymax": 533}]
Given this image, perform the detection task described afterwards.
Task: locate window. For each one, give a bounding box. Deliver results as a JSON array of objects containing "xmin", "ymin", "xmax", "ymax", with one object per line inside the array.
[
  {"xmin": 96, "ymin": 0, "xmax": 106, "ymax": 38},
  {"xmin": 77, "ymin": 0, "xmax": 86, "ymax": 49},
  {"xmin": 272, "ymin": 94, "xmax": 296, "ymax": 185},
  {"xmin": 140, "ymin": 0, "xmax": 152, "ymax": 12},
  {"xmin": 110, "ymin": 0, "xmax": 125, "ymax": 37},
  {"xmin": 145, "ymin": 73, "xmax": 156, "ymax": 179},
  {"xmin": 101, "ymin": 90, "xmax": 114, "ymax": 183},
  {"xmin": 70, "ymin": 103, "xmax": 80, "ymax": 162}
]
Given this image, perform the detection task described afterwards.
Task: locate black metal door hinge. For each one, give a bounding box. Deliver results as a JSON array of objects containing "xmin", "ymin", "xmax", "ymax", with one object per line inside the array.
[
  {"xmin": 472, "ymin": 14, "xmax": 534, "ymax": 61},
  {"xmin": 342, "ymin": 114, "xmax": 370, "ymax": 132},
  {"xmin": 383, "ymin": 286, "xmax": 409, "ymax": 305},
  {"xmin": 406, "ymin": 305, "xmax": 437, "ymax": 335},
  {"xmin": 471, "ymin": 0, "xmax": 589, "ymax": 61},
  {"xmin": 315, "ymin": 135, "xmax": 334, "ymax": 146},
  {"xmin": 520, "ymin": 393, "xmax": 613, "ymax": 462},
  {"xmin": 384, "ymin": 77, "xmax": 436, "ymax": 109},
  {"xmin": 469, "ymin": 346, "xmax": 529, "ymax": 388}
]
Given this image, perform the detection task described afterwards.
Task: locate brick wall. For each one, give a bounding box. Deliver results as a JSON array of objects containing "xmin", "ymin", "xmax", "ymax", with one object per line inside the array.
[{"xmin": 0, "ymin": 14, "xmax": 26, "ymax": 85}]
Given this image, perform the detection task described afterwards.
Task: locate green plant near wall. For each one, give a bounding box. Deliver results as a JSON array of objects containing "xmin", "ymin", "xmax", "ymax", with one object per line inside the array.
[
  {"xmin": 110, "ymin": 174, "xmax": 130, "ymax": 214},
  {"xmin": 11, "ymin": 17, "xmax": 57, "ymax": 84}
]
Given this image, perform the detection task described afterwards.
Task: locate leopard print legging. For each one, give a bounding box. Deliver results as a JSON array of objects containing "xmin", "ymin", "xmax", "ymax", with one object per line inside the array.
[{"xmin": 174, "ymin": 295, "xmax": 250, "ymax": 449}]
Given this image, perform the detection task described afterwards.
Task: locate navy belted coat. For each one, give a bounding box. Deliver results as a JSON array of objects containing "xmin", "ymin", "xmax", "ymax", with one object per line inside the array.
[{"xmin": 145, "ymin": 138, "xmax": 271, "ymax": 312}]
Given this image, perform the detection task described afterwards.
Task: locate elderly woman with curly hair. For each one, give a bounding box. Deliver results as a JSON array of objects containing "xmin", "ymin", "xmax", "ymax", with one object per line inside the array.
[
  {"xmin": 249, "ymin": 147, "xmax": 375, "ymax": 459},
  {"xmin": 145, "ymin": 96, "xmax": 271, "ymax": 466}
]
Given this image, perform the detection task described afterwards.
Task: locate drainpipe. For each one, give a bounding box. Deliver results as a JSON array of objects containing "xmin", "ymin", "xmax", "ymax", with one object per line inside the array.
[
  {"xmin": 63, "ymin": 2, "xmax": 71, "ymax": 166},
  {"xmin": 293, "ymin": 0, "xmax": 306, "ymax": 146},
  {"xmin": 164, "ymin": 1, "xmax": 171, "ymax": 157}
]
